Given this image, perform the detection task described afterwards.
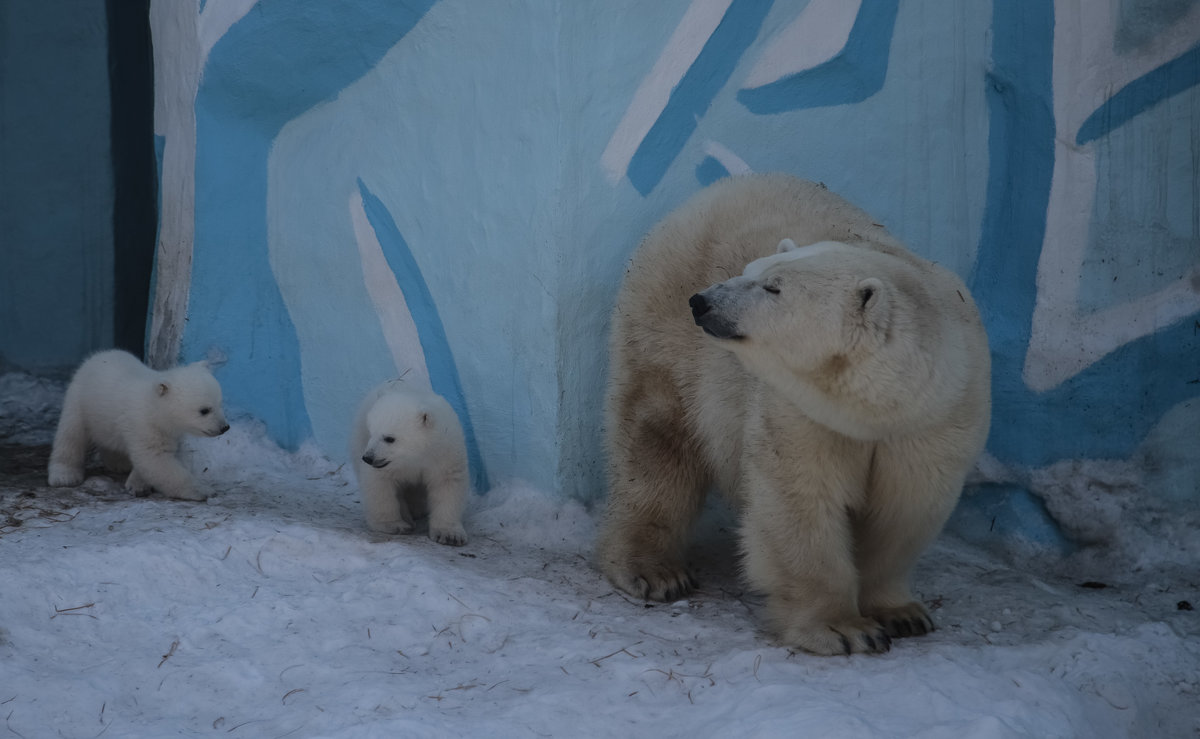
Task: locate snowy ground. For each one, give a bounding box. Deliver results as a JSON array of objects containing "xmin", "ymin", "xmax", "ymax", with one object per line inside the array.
[{"xmin": 1, "ymin": 371, "xmax": 1197, "ymax": 738}]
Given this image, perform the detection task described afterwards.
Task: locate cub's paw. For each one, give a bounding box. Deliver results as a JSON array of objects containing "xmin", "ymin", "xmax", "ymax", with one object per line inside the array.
[
  {"xmin": 48, "ymin": 464, "xmax": 84, "ymax": 488},
  {"xmin": 782, "ymin": 616, "xmax": 892, "ymax": 656},
  {"xmin": 367, "ymin": 519, "xmax": 414, "ymax": 536},
  {"xmin": 605, "ymin": 561, "xmax": 697, "ymax": 603},
  {"xmin": 124, "ymin": 471, "xmax": 153, "ymax": 497},
  {"xmin": 430, "ymin": 523, "xmax": 467, "ymax": 547},
  {"xmin": 165, "ymin": 485, "xmax": 209, "ymax": 502},
  {"xmin": 865, "ymin": 602, "xmax": 935, "ymax": 638}
]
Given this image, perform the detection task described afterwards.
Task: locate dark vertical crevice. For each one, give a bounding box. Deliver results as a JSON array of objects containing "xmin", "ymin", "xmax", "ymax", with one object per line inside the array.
[{"xmin": 106, "ymin": 0, "xmax": 156, "ymax": 360}]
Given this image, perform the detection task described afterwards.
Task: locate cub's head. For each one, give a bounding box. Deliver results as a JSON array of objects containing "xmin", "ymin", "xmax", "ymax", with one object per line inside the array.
[
  {"xmin": 360, "ymin": 393, "xmax": 437, "ymax": 469},
  {"xmin": 689, "ymin": 239, "xmax": 892, "ymax": 375},
  {"xmin": 156, "ymin": 362, "xmax": 230, "ymax": 437}
]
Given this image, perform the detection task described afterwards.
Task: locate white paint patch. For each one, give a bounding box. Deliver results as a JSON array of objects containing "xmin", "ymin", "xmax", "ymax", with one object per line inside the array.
[
  {"xmin": 742, "ymin": 240, "xmax": 848, "ymax": 278},
  {"xmin": 601, "ymin": 0, "xmax": 734, "ymax": 184},
  {"xmin": 743, "ymin": 0, "xmax": 861, "ymax": 88},
  {"xmin": 1023, "ymin": 0, "xmax": 1200, "ymax": 391},
  {"xmin": 702, "ymin": 140, "xmax": 752, "ymax": 176},
  {"xmin": 146, "ymin": 0, "xmax": 258, "ymax": 368},
  {"xmin": 349, "ymin": 191, "xmax": 433, "ymax": 391}
]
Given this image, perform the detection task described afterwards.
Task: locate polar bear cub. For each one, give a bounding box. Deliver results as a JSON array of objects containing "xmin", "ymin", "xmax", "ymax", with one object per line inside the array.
[
  {"xmin": 48, "ymin": 349, "xmax": 229, "ymax": 501},
  {"xmin": 351, "ymin": 381, "xmax": 469, "ymax": 546},
  {"xmin": 596, "ymin": 174, "xmax": 991, "ymax": 656}
]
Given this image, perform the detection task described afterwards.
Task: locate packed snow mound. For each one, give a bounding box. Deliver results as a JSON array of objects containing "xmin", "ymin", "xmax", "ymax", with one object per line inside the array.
[{"xmin": 1, "ymin": 372, "xmax": 1197, "ymax": 737}]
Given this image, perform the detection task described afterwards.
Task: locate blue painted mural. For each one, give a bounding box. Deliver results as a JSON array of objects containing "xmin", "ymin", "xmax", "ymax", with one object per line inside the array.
[{"xmin": 151, "ymin": 0, "xmax": 1199, "ymax": 509}]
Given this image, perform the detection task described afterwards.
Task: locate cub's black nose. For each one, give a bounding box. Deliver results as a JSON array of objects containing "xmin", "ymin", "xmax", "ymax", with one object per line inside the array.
[
  {"xmin": 689, "ymin": 293, "xmax": 710, "ymax": 319},
  {"xmin": 361, "ymin": 453, "xmax": 375, "ymax": 465},
  {"xmin": 220, "ymin": 423, "xmax": 230, "ymax": 434}
]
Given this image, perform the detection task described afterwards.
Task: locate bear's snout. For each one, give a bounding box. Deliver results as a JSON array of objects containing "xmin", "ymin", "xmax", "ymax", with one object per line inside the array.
[
  {"xmin": 362, "ymin": 452, "xmax": 390, "ymax": 469},
  {"xmin": 691, "ymin": 290, "xmax": 743, "ymax": 340}
]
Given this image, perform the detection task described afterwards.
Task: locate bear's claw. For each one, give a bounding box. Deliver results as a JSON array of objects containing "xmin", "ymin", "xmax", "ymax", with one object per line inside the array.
[{"xmin": 866, "ymin": 602, "xmax": 935, "ymax": 639}]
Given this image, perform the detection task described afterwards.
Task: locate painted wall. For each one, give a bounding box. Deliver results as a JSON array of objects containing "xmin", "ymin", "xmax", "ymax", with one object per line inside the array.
[
  {"xmin": 0, "ymin": 1, "xmax": 114, "ymax": 372},
  {"xmin": 150, "ymin": 0, "xmax": 1200, "ymax": 508}
]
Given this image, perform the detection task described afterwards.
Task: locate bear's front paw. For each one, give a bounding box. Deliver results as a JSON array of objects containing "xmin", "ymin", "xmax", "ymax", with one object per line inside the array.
[
  {"xmin": 782, "ymin": 616, "xmax": 892, "ymax": 656},
  {"xmin": 367, "ymin": 519, "xmax": 414, "ymax": 535},
  {"xmin": 864, "ymin": 602, "xmax": 935, "ymax": 639},
  {"xmin": 605, "ymin": 561, "xmax": 697, "ymax": 603},
  {"xmin": 430, "ymin": 523, "xmax": 467, "ymax": 547},
  {"xmin": 48, "ymin": 463, "xmax": 85, "ymax": 488},
  {"xmin": 124, "ymin": 471, "xmax": 153, "ymax": 496},
  {"xmin": 165, "ymin": 485, "xmax": 209, "ymax": 502}
]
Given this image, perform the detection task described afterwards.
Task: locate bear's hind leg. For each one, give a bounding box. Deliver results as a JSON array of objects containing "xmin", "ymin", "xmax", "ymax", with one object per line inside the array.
[
  {"xmin": 596, "ymin": 396, "xmax": 708, "ymax": 602},
  {"xmin": 47, "ymin": 393, "xmax": 88, "ymax": 487}
]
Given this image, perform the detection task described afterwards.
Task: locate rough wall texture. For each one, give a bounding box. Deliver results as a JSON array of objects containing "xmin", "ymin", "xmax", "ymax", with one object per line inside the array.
[{"xmin": 150, "ymin": 0, "xmax": 1200, "ymax": 505}]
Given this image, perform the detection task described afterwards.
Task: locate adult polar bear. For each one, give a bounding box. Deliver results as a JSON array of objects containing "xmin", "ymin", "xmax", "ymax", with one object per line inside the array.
[{"xmin": 596, "ymin": 174, "xmax": 991, "ymax": 656}]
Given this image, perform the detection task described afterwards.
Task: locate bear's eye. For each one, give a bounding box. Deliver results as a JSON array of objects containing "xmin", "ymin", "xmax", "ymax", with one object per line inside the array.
[
  {"xmin": 763, "ymin": 284, "xmax": 781, "ymax": 295},
  {"xmin": 199, "ymin": 407, "xmax": 211, "ymax": 416},
  {"xmin": 383, "ymin": 436, "xmax": 396, "ymax": 444}
]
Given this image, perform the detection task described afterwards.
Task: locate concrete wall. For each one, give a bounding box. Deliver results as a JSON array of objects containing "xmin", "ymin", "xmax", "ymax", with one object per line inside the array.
[
  {"xmin": 150, "ymin": 0, "xmax": 1200, "ymax": 503},
  {"xmin": 0, "ymin": 1, "xmax": 114, "ymax": 372}
]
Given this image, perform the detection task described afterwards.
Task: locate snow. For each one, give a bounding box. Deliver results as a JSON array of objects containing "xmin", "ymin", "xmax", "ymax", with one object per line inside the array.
[{"xmin": 1, "ymin": 371, "xmax": 1197, "ymax": 738}]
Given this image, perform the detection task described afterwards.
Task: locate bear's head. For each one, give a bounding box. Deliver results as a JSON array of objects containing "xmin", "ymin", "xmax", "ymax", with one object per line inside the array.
[
  {"xmin": 156, "ymin": 362, "xmax": 230, "ymax": 438},
  {"xmin": 690, "ymin": 239, "xmax": 894, "ymax": 375},
  {"xmin": 689, "ymin": 238, "xmax": 950, "ymax": 439},
  {"xmin": 360, "ymin": 393, "xmax": 438, "ymax": 470}
]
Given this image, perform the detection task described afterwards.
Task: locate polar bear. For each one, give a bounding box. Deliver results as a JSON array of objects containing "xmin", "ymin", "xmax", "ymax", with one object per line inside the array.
[
  {"xmin": 47, "ymin": 349, "xmax": 229, "ymax": 501},
  {"xmin": 351, "ymin": 381, "xmax": 469, "ymax": 546},
  {"xmin": 596, "ymin": 174, "xmax": 991, "ymax": 656}
]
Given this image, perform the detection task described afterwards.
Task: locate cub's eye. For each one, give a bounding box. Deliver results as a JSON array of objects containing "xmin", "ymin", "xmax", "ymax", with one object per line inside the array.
[
  {"xmin": 199, "ymin": 407, "xmax": 211, "ymax": 416},
  {"xmin": 383, "ymin": 436, "xmax": 396, "ymax": 444},
  {"xmin": 763, "ymin": 284, "xmax": 781, "ymax": 295}
]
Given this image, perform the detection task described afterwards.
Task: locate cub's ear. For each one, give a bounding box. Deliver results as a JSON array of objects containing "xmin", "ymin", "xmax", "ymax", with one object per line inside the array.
[
  {"xmin": 157, "ymin": 382, "xmax": 170, "ymax": 397},
  {"xmin": 777, "ymin": 238, "xmax": 798, "ymax": 253},
  {"xmin": 855, "ymin": 277, "xmax": 890, "ymax": 334},
  {"xmin": 419, "ymin": 410, "xmax": 433, "ymax": 428}
]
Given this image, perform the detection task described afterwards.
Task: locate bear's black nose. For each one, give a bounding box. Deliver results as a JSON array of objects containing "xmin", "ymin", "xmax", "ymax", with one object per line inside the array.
[
  {"xmin": 689, "ymin": 293, "xmax": 710, "ymax": 319},
  {"xmin": 220, "ymin": 423, "xmax": 230, "ymax": 434},
  {"xmin": 361, "ymin": 453, "xmax": 375, "ymax": 465}
]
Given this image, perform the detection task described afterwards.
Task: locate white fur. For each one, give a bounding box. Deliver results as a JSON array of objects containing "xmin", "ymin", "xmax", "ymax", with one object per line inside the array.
[
  {"xmin": 350, "ymin": 381, "xmax": 468, "ymax": 546},
  {"xmin": 596, "ymin": 174, "xmax": 991, "ymax": 656},
  {"xmin": 48, "ymin": 349, "xmax": 229, "ymax": 501}
]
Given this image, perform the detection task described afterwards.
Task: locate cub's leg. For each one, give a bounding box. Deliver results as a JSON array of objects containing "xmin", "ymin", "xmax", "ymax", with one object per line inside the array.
[
  {"xmin": 855, "ymin": 437, "xmax": 970, "ymax": 638},
  {"xmin": 47, "ymin": 391, "xmax": 88, "ymax": 487},
  {"xmin": 740, "ymin": 425, "xmax": 889, "ymax": 656},
  {"xmin": 359, "ymin": 466, "xmax": 413, "ymax": 534},
  {"xmin": 596, "ymin": 381, "xmax": 708, "ymax": 602},
  {"xmin": 425, "ymin": 473, "xmax": 468, "ymax": 547},
  {"xmin": 128, "ymin": 447, "xmax": 205, "ymax": 501}
]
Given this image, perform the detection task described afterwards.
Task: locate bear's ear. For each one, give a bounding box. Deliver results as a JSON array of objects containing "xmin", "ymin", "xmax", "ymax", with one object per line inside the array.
[
  {"xmin": 776, "ymin": 238, "xmax": 798, "ymax": 253},
  {"xmin": 420, "ymin": 411, "xmax": 433, "ymax": 428},
  {"xmin": 855, "ymin": 277, "xmax": 889, "ymax": 333},
  {"xmin": 157, "ymin": 382, "xmax": 170, "ymax": 397}
]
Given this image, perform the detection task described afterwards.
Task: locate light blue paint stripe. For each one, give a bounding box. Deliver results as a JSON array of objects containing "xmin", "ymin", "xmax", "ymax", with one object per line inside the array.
[
  {"xmin": 737, "ymin": 0, "xmax": 899, "ymax": 114},
  {"xmin": 189, "ymin": 0, "xmax": 437, "ymax": 450},
  {"xmin": 971, "ymin": 4, "xmax": 1200, "ymax": 467},
  {"xmin": 356, "ymin": 179, "xmax": 490, "ymax": 493},
  {"xmin": 627, "ymin": 0, "xmax": 774, "ymax": 196},
  {"xmin": 1076, "ymin": 43, "xmax": 1200, "ymax": 145}
]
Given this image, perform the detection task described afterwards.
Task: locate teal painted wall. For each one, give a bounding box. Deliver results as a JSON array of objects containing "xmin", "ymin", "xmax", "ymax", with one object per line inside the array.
[
  {"xmin": 0, "ymin": 1, "xmax": 114, "ymax": 372},
  {"xmin": 150, "ymin": 0, "xmax": 1199, "ymax": 515}
]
